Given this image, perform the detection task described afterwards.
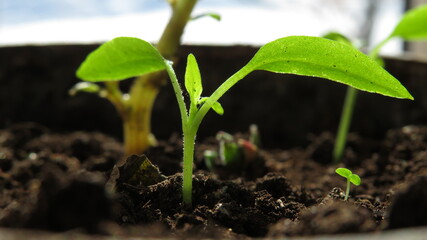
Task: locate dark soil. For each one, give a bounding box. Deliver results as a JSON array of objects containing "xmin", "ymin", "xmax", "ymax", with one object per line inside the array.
[{"xmin": 1, "ymin": 122, "xmax": 427, "ymax": 238}]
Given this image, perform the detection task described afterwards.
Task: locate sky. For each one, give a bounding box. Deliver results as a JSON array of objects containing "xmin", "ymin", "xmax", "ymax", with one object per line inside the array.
[{"xmin": 0, "ymin": 0, "xmax": 405, "ymax": 55}]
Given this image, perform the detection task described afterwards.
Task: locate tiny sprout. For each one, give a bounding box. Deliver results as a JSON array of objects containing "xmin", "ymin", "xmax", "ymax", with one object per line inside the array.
[
  {"xmin": 203, "ymin": 149, "xmax": 217, "ymax": 171},
  {"xmin": 335, "ymin": 167, "xmax": 361, "ymax": 201},
  {"xmin": 216, "ymin": 131, "xmax": 242, "ymax": 168},
  {"xmin": 249, "ymin": 124, "xmax": 261, "ymax": 147}
]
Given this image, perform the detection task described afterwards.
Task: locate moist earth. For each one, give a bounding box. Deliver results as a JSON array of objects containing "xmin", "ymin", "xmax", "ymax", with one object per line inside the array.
[{"xmin": 0, "ymin": 122, "xmax": 427, "ymax": 238}]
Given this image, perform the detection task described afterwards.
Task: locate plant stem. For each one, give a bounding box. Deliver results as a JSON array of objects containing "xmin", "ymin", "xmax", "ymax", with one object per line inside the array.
[
  {"xmin": 369, "ymin": 36, "xmax": 392, "ymax": 61},
  {"xmin": 182, "ymin": 129, "xmax": 196, "ymax": 205},
  {"xmin": 121, "ymin": 0, "xmax": 198, "ymax": 156},
  {"xmin": 333, "ymin": 86, "xmax": 358, "ymax": 163},
  {"xmin": 157, "ymin": 0, "xmax": 198, "ymax": 59},
  {"xmin": 123, "ymin": 79, "xmax": 159, "ymax": 157},
  {"xmin": 333, "ymin": 36, "xmax": 391, "ymax": 163},
  {"xmin": 345, "ymin": 179, "xmax": 351, "ymax": 201},
  {"xmin": 165, "ymin": 61, "xmax": 196, "ymax": 206}
]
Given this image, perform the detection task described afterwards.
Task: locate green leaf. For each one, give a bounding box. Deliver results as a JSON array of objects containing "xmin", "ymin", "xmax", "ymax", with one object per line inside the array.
[
  {"xmin": 69, "ymin": 82, "xmax": 100, "ymax": 96},
  {"xmin": 391, "ymin": 4, "xmax": 427, "ymax": 40},
  {"xmin": 185, "ymin": 54, "xmax": 203, "ymax": 105},
  {"xmin": 243, "ymin": 36, "xmax": 413, "ymax": 100},
  {"xmin": 211, "ymin": 101, "xmax": 224, "ymax": 115},
  {"xmin": 77, "ymin": 37, "xmax": 166, "ymax": 82},
  {"xmin": 199, "ymin": 97, "xmax": 224, "ymax": 115},
  {"xmin": 192, "ymin": 12, "xmax": 221, "ymax": 21},
  {"xmin": 349, "ymin": 174, "xmax": 361, "ymax": 186},
  {"xmin": 335, "ymin": 168, "xmax": 352, "ymax": 178}
]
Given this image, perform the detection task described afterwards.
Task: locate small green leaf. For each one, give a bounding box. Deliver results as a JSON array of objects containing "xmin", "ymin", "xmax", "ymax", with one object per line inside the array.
[
  {"xmin": 69, "ymin": 82, "xmax": 101, "ymax": 96},
  {"xmin": 211, "ymin": 101, "xmax": 224, "ymax": 115},
  {"xmin": 77, "ymin": 37, "xmax": 166, "ymax": 82},
  {"xmin": 199, "ymin": 97, "xmax": 224, "ymax": 115},
  {"xmin": 185, "ymin": 54, "xmax": 203, "ymax": 105},
  {"xmin": 349, "ymin": 174, "xmax": 361, "ymax": 186},
  {"xmin": 391, "ymin": 4, "xmax": 427, "ymax": 40},
  {"xmin": 335, "ymin": 167, "xmax": 352, "ymax": 178},
  {"xmin": 243, "ymin": 36, "xmax": 413, "ymax": 100},
  {"xmin": 192, "ymin": 12, "xmax": 221, "ymax": 21}
]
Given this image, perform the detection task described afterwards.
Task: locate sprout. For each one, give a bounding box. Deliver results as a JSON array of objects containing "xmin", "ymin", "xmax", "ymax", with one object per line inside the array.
[{"xmin": 335, "ymin": 167, "xmax": 361, "ymax": 201}]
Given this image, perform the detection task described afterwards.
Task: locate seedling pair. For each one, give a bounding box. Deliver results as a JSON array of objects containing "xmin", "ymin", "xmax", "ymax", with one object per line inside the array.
[
  {"xmin": 77, "ymin": 34, "xmax": 411, "ymax": 206},
  {"xmin": 331, "ymin": 4, "xmax": 427, "ymax": 163},
  {"xmin": 335, "ymin": 167, "xmax": 361, "ymax": 201}
]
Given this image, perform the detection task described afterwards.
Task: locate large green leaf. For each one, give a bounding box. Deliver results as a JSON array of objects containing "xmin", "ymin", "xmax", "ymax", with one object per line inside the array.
[
  {"xmin": 391, "ymin": 4, "xmax": 427, "ymax": 40},
  {"xmin": 76, "ymin": 37, "xmax": 166, "ymax": 82},
  {"xmin": 185, "ymin": 54, "xmax": 203, "ymax": 105},
  {"xmin": 243, "ymin": 36, "xmax": 413, "ymax": 100}
]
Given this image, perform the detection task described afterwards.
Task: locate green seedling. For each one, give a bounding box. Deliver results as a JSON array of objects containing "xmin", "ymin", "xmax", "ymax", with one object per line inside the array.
[
  {"xmin": 249, "ymin": 124, "xmax": 261, "ymax": 147},
  {"xmin": 203, "ymin": 149, "xmax": 217, "ymax": 171},
  {"xmin": 335, "ymin": 167, "xmax": 361, "ymax": 201},
  {"xmin": 75, "ymin": 35, "xmax": 412, "ymax": 206},
  {"xmin": 74, "ymin": 0, "xmax": 200, "ymax": 159},
  {"xmin": 331, "ymin": 4, "xmax": 427, "ymax": 163},
  {"xmin": 217, "ymin": 131, "xmax": 242, "ymax": 168},
  {"xmin": 205, "ymin": 129, "xmax": 259, "ymax": 172}
]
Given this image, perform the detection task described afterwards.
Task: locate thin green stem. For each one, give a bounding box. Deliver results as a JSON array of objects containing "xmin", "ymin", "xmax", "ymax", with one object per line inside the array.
[
  {"xmin": 345, "ymin": 179, "xmax": 351, "ymax": 201},
  {"xmin": 369, "ymin": 36, "xmax": 392, "ymax": 60},
  {"xmin": 333, "ymin": 36, "xmax": 392, "ymax": 163},
  {"xmin": 333, "ymin": 86, "xmax": 358, "ymax": 163},
  {"xmin": 182, "ymin": 128, "xmax": 196, "ymax": 206},
  {"xmin": 165, "ymin": 61, "xmax": 188, "ymax": 124}
]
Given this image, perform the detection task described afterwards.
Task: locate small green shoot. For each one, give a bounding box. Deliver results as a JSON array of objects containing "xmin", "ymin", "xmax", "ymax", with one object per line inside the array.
[
  {"xmin": 76, "ymin": 35, "xmax": 412, "ymax": 206},
  {"xmin": 216, "ymin": 131, "xmax": 242, "ymax": 168},
  {"xmin": 331, "ymin": 4, "xmax": 427, "ymax": 163},
  {"xmin": 203, "ymin": 126, "xmax": 259, "ymax": 172},
  {"xmin": 203, "ymin": 149, "xmax": 217, "ymax": 171},
  {"xmin": 335, "ymin": 167, "xmax": 361, "ymax": 201},
  {"xmin": 249, "ymin": 124, "xmax": 261, "ymax": 147}
]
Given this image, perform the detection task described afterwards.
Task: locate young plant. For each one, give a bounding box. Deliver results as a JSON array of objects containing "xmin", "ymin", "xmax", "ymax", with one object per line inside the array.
[
  {"xmin": 74, "ymin": 0, "xmax": 200, "ymax": 159},
  {"xmin": 75, "ymin": 35, "xmax": 412, "ymax": 206},
  {"xmin": 335, "ymin": 167, "xmax": 361, "ymax": 201},
  {"xmin": 203, "ymin": 128, "xmax": 259, "ymax": 172},
  {"xmin": 332, "ymin": 4, "xmax": 427, "ymax": 163}
]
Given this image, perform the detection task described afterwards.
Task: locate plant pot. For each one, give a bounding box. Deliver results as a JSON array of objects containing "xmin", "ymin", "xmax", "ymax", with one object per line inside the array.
[{"xmin": 1, "ymin": 44, "xmax": 427, "ymax": 239}]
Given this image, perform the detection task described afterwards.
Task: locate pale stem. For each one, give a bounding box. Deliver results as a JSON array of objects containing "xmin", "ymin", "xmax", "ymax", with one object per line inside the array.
[{"xmin": 345, "ymin": 179, "xmax": 351, "ymax": 201}]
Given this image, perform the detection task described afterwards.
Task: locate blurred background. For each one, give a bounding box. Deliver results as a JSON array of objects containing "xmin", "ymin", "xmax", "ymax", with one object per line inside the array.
[{"xmin": 2, "ymin": 0, "xmax": 426, "ymax": 58}]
